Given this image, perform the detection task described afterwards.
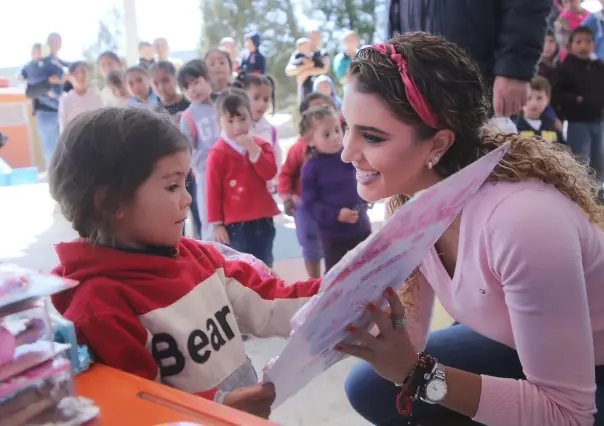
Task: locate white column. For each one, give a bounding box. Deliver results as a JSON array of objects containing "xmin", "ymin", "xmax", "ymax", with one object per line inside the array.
[{"xmin": 122, "ymin": 0, "xmax": 139, "ymax": 66}]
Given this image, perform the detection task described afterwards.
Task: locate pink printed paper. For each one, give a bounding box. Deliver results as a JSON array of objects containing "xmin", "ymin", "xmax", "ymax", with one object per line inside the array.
[{"xmin": 263, "ymin": 143, "xmax": 509, "ymax": 407}]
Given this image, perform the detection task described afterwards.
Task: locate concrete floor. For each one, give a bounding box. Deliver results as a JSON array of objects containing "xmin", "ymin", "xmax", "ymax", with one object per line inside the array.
[{"xmin": 0, "ymin": 183, "xmax": 452, "ymax": 425}]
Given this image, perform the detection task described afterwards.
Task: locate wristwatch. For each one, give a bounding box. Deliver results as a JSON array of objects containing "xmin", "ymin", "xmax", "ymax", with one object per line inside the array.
[{"xmin": 421, "ymin": 362, "xmax": 448, "ymax": 404}]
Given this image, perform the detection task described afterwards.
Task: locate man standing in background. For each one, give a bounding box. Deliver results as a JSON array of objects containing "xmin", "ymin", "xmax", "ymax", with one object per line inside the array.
[{"xmin": 387, "ymin": 0, "xmax": 553, "ymax": 117}]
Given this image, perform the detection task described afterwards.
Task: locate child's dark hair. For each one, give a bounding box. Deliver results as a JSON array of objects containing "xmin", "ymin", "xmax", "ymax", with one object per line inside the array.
[
  {"xmin": 214, "ymin": 88, "xmax": 251, "ymax": 117},
  {"xmin": 568, "ymin": 26, "xmax": 595, "ymax": 46},
  {"xmin": 49, "ymin": 107, "xmax": 190, "ymax": 242},
  {"xmin": 149, "ymin": 60, "xmax": 176, "ymax": 76},
  {"xmin": 299, "ymin": 104, "xmax": 338, "ymax": 137},
  {"xmin": 138, "ymin": 41, "xmax": 153, "ymax": 49},
  {"xmin": 97, "ymin": 51, "xmax": 121, "ymax": 65},
  {"xmin": 125, "ymin": 65, "xmax": 149, "ymax": 78},
  {"xmin": 299, "ymin": 92, "xmax": 334, "ymax": 114},
  {"xmin": 177, "ymin": 59, "xmax": 209, "ymax": 89},
  {"xmin": 32, "ymin": 43, "xmax": 42, "ymax": 51},
  {"xmin": 232, "ymin": 72, "xmax": 276, "ymax": 114},
  {"xmin": 529, "ymin": 76, "xmax": 552, "ymax": 98},
  {"xmin": 106, "ymin": 70, "xmax": 124, "ymax": 87},
  {"xmin": 204, "ymin": 48, "xmax": 233, "ymax": 72},
  {"xmin": 68, "ymin": 61, "xmax": 89, "ymax": 74}
]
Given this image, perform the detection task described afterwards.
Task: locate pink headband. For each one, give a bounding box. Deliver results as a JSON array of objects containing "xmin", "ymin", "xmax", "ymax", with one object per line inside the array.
[{"xmin": 372, "ymin": 43, "xmax": 440, "ymax": 129}]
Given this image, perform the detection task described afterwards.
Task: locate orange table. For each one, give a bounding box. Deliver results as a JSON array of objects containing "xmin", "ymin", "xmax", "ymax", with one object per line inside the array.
[{"xmin": 76, "ymin": 365, "xmax": 278, "ymax": 426}]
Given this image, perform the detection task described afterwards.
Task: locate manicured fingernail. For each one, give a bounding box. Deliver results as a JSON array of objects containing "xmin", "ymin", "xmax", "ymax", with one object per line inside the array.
[
  {"xmin": 334, "ymin": 344, "xmax": 343, "ymax": 350},
  {"xmin": 366, "ymin": 303, "xmax": 377, "ymax": 312},
  {"xmin": 385, "ymin": 287, "xmax": 396, "ymax": 297},
  {"xmin": 346, "ymin": 324, "xmax": 357, "ymax": 332}
]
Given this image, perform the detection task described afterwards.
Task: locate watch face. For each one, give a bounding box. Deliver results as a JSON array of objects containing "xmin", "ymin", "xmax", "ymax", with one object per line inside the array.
[{"xmin": 426, "ymin": 380, "xmax": 447, "ymax": 401}]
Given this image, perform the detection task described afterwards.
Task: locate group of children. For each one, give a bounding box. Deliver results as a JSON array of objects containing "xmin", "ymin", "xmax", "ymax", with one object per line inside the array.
[
  {"xmin": 48, "ymin": 36, "xmax": 368, "ymax": 277},
  {"xmin": 514, "ymin": 21, "xmax": 604, "ymax": 186}
]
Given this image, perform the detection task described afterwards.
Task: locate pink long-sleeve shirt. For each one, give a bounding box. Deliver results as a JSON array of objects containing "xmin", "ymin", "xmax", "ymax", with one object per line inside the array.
[{"xmin": 412, "ymin": 180, "xmax": 604, "ymax": 426}]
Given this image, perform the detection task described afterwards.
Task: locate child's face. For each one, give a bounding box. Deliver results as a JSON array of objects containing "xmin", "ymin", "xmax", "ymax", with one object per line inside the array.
[
  {"xmin": 219, "ymin": 106, "xmax": 252, "ymax": 139},
  {"xmin": 114, "ymin": 151, "xmax": 192, "ymax": 248},
  {"xmin": 570, "ymin": 33, "xmax": 595, "ymax": 59},
  {"xmin": 245, "ymin": 38, "xmax": 256, "ymax": 52},
  {"xmin": 542, "ymin": 35, "xmax": 558, "ymax": 60},
  {"xmin": 310, "ymin": 115, "xmax": 343, "ymax": 155},
  {"xmin": 98, "ymin": 56, "xmax": 122, "ymax": 79},
  {"xmin": 70, "ymin": 65, "xmax": 91, "ymax": 91},
  {"xmin": 126, "ymin": 70, "xmax": 151, "ymax": 99},
  {"xmin": 563, "ymin": 0, "xmax": 581, "ymax": 11},
  {"xmin": 298, "ymin": 42, "xmax": 311, "ymax": 56},
  {"xmin": 206, "ymin": 51, "xmax": 231, "ymax": 82},
  {"xmin": 316, "ymin": 81, "xmax": 332, "ymax": 96},
  {"xmin": 523, "ymin": 88, "xmax": 549, "ymax": 118},
  {"xmin": 219, "ymin": 42, "xmax": 236, "ymax": 58},
  {"xmin": 182, "ymin": 77, "xmax": 212, "ymax": 103},
  {"xmin": 139, "ymin": 45, "xmax": 155, "ymax": 60},
  {"xmin": 151, "ymin": 68, "xmax": 177, "ymax": 101},
  {"xmin": 110, "ymin": 83, "xmax": 128, "ymax": 99},
  {"xmin": 343, "ymin": 34, "xmax": 360, "ymax": 55},
  {"xmin": 31, "ymin": 46, "xmax": 41, "ymax": 61},
  {"xmin": 249, "ymin": 83, "xmax": 271, "ymax": 121}
]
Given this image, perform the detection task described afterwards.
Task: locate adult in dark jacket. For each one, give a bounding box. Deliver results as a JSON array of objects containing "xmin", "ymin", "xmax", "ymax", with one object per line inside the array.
[
  {"xmin": 240, "ymin": 32, "xmax": 267, "ymax": 75},
  {"xmin": 25, "ymin": 32, "xmax": 69, "ymax": 169},
  {"xmin": 387, "ymin": 0, "xmax": 553, "ymax": 117}
]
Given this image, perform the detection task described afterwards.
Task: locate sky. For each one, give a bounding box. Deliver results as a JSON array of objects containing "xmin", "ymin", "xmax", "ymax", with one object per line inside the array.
[{"xmin": 0, "ymin": 0, "xmax": 201, "ymax": 68}]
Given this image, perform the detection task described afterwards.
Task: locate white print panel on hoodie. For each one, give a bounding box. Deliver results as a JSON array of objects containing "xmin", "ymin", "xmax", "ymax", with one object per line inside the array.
[{"xmin": 138, "ymin": 269, "xmax": 307, "ymax": 394}]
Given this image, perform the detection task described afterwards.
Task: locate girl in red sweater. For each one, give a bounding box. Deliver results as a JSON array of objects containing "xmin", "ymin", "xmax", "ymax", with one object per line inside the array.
[
  {"xmin": 206, "ymin": 88, "xmax": 280, "ymax": 267},
  {"xmin": 48, "ymin": 107, "xmax": 320, "ymax": 419},
  {"xmin": 278, "ymin": 92, "xmax": 336, "ymax": 278}
]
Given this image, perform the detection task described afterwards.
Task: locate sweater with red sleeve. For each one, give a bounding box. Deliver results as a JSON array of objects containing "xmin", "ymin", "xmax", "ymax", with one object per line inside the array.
[
  {"xmin": 206, "ymin": 137, "xmax": 280, "ymax": 226},
  {"xmin": 277, "ymin": 137, "xmax": 307, "ymax": 201},
  {"xmin": 51, "ymin": 238, "xmax": 320, "ymax": 402}
]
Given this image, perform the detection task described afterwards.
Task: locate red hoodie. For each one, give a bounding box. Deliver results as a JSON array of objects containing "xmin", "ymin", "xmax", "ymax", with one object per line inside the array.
[{"xmin": 52, "ymin": 238, "xmax": 320, "ymax": 401}]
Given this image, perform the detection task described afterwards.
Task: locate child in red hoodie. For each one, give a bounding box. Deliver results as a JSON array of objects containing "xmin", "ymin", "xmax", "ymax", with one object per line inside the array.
[
  {"xmin": 278, "ymin": 92, "xmax": 335, "ymax": 278},
  {"xmin": 48, "ymin": 107, "xmax": 320, "ymax": 419},
  {"xmin": 206, "ymin": 88, "xmax": 280, "ymax": 267}
]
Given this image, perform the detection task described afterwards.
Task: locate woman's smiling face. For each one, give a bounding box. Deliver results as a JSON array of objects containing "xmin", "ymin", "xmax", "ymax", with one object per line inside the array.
[{"xmin": 340, "ymin": 79, "xmax": 445, "ymax": 202}]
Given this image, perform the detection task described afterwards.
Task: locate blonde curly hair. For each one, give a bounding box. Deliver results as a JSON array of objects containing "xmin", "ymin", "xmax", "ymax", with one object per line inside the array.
[{"xmin": 350, "ymin": 32, "xmax": 604, "ymax": 315}]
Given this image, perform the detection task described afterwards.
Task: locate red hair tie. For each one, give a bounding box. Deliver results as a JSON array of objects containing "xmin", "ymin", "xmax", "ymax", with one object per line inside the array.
[{"xmin": 372, "ymin": 43, "xmax": 440, "ymax": 129}]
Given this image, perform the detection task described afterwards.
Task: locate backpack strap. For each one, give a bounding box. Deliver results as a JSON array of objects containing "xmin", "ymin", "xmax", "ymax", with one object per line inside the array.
[{"xmin": 183, "ymin": 110, "xmax": 198, "ymax": 148}]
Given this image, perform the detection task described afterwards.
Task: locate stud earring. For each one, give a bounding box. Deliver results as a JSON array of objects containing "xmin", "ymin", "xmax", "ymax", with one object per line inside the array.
[{"xmin": 427, "ymin": 161, "xmax": 433, "ymax": 170}]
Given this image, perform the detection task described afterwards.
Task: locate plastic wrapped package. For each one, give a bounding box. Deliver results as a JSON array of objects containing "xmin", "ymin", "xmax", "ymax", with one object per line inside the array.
[
  {"xmin": 0, "ymin": 264, "xmax": 99, "ymax": 425},
  {"xmin": 0, "ymin": 353, "xmax": 99, "ymax": 425}
]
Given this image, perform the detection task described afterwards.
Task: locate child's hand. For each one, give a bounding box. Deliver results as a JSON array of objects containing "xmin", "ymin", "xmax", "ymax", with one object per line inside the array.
[
  {"xmin": 233, "ymin": 134, "xmax": 255, "ymax": 149},
  {"xmin": 283, "ymin": 199, "xmax": 296, "ymax": 216},
  {"xmin": 222, "ymin": 382, "xmax": 276, "ymax": 419},
  {"xmin": 48, "ymin": 75, "xmax": 61, "ymax": 85},
  {"xmin": 555, "ymin": 119, "xmax": 563, "ymax": 132},
  {"xmin": 338, "ymin": 208, "xmax": 359, "ymax": 224},
  {"xmin": 214, "ymin": 225, "xmax": 230, "ymax": 245},
  {"xmin": 234, "ymin": 134, "xmax": 261, "ymax": 158}
]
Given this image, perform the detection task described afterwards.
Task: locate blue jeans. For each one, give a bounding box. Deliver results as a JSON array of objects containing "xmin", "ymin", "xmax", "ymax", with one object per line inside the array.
[
  {"xmin": 567, "ymin": 122, "xmax": 604, "ymax": 182},
  {"xmin": 185, "ymin": 170, "xmax": 201, "ymax": 238},
  {"xmin": 36, "ymin": 110, "xmax": 60, "ymax": 169},
  {"xmin": 226, "ymin": 218, "xmax": 275, "ymax": 267},
  {"xmin": 345, "ymin": 324, "xmax": 604, "ymax": 425}
]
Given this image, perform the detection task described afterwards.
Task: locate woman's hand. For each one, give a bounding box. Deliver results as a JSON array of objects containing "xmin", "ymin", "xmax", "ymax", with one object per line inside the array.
[
  {"xmin": 222, "ymin": 382, "xmax": 276, "ymax": 419},
  {"xmin": 335, "ymin": 287, "xmax": 418, "ymax": 384}
]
